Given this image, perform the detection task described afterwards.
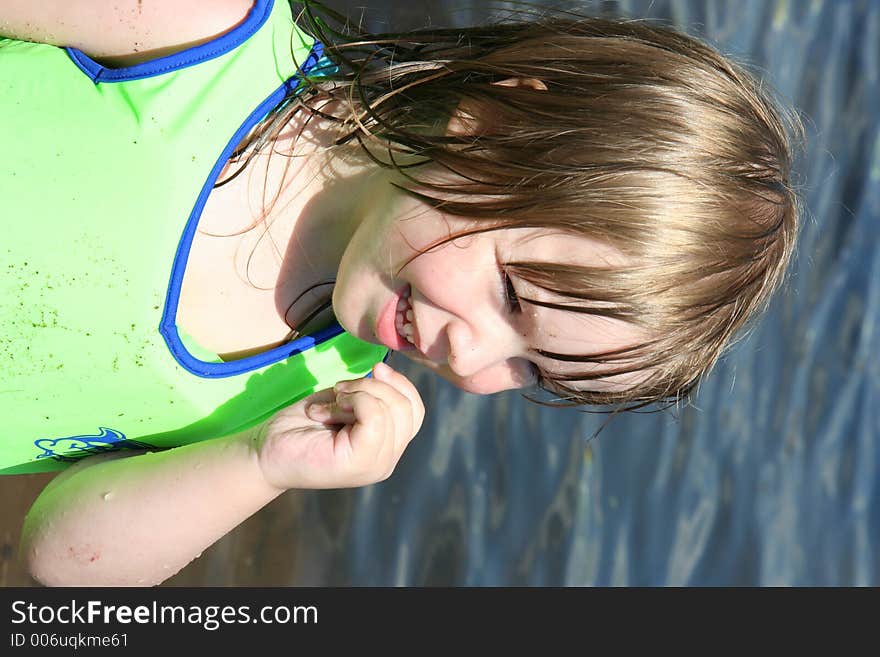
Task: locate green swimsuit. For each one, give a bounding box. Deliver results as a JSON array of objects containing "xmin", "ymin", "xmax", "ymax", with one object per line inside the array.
[{"xmin": 0, "ymin": 0, "xmax": 387, "ymax": 474}]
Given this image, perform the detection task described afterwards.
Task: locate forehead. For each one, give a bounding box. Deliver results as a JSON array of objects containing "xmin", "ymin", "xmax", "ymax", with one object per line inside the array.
[{"xmin": 503, "ymin": 226, "xmax": 628, "ymax": 268}]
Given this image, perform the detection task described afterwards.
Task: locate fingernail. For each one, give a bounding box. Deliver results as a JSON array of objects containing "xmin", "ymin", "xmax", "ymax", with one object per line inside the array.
[{"xmin": 306, "ymin": 402, "xmax": 329, "ymax": 418}]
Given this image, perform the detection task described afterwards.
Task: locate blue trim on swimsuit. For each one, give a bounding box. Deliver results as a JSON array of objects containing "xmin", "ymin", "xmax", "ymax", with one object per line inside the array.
[
  {"xmin": 64, "ymin": 0, "xmax": 274, "ymax": 83},
  {"xmin": 159, "ymin": 39, "xmax": 344, "ymax": 379}
]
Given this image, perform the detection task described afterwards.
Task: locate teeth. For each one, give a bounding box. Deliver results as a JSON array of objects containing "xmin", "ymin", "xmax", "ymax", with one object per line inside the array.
[{"xmin": 395, "ymin": 288, "xmax": 415, "ymax": 345}]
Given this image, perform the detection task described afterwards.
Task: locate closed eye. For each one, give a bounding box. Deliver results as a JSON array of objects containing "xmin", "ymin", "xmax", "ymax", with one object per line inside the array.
[
  {"xmin": 503, "ymin": 269, "xmax": 522, "ymax": 314},
  {"xmin": 502, "ymin": 269, "xmax": 546, "ymax": 387}
]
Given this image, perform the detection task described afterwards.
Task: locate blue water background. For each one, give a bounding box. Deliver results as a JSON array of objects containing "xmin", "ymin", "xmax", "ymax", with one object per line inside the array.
[{"xmin": 283, "ymin": 0, "xmax": 880, "ymax": 586}]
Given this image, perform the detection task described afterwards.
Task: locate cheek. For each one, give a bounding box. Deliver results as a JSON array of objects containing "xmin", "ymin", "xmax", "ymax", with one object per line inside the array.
[{"xmin": 403, "ymin": 239, "xmax": 488, "ymax": 310}]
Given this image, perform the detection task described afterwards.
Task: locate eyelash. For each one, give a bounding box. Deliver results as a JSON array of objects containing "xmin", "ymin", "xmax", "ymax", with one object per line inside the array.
[
  {"xmin": 502, "ymin": 270, "xmax": 521, "ymax": 313},
  {"xmin": 501, "ymin": 268, "xmax": 543, "ymax": 384}
]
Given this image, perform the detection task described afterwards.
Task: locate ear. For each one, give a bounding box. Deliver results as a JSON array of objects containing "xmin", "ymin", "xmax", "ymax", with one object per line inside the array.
[
  {"xmin": 491, "ymin": 76, "xmax": 548, "ymax": 91},
  {"xmin": 446, "ymin": 77, "xmax": 548, "ymax": 137}
]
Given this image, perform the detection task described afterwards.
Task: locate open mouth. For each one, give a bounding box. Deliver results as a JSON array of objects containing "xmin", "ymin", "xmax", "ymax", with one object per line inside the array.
[
  {"xmin": 395, "ymin": 286, "xmax": 417, "ymax": 348},
  {"xmin": 376, "ymin": 283, "xmax": 419, "ymax": 352}
]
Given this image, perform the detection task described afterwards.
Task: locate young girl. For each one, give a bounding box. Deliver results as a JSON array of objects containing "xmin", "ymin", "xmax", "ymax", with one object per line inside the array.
[{"xmin": 1, "ymin": 0, "xmax": 800, "ymax": 585}]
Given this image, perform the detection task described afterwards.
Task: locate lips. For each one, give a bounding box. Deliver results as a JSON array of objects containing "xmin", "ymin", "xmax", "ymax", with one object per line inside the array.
[{"xmin": 376, "ymin": 284, "xmax": 417, "ymax": 352}]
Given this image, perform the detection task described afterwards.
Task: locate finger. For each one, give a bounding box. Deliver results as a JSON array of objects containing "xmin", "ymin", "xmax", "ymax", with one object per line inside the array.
[
  {"xmin": 335, "ymin": 389, "xmax": 395, "ymax": 475},
  {"xmin": 334, "ymin": 375, "xmax": 415, "ymax": 449},
  {"xmin": 357, "ymin": 366, "xmax": 423, "ymax": 475},
  {"xmin": 371, "ymin": 362, "xmax": 426, "ymax": 436},
  {"xmin": 305, "ymin": 386, "xmax": 357, "ymax": 425},
  {"xmin": 298, "ymin": 385, "xmax": 339, "ymax": 411},
  {"xmin": 305, "ymin": 398, "xmax": 356, "ymax": 426},
  {"xmin": 339, "ymin": 365, "xmax": 422, "ymax": 422}
]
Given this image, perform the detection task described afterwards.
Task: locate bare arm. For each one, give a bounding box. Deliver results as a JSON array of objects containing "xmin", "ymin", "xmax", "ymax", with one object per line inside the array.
[
  {"xmin": 0, "ymin": 0, "xmax": 254, "ymax": 65},
  {"xmin": 21, "ymin": 363, "xmax": 424, "ymax": 587},
  {"xmin": 20, "ymin": 427, "xmax": 282, "ymax": 586}
]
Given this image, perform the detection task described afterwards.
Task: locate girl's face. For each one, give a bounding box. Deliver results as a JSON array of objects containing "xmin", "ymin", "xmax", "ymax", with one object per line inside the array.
[{"xmin": 333, "ymin": 184, "xmax": 646, "ymax": 395}]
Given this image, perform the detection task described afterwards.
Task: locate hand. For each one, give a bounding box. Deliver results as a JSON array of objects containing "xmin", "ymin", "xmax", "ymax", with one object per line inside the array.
[{"xmin": 254, "ymin": 362, "xmax": 425, "ymax": 490}]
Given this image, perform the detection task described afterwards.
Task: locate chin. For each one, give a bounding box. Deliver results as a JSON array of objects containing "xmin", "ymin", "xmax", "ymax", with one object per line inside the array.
[{"xmin": 335, "ymin": 308, "xmax": 374, "ymax": 346}]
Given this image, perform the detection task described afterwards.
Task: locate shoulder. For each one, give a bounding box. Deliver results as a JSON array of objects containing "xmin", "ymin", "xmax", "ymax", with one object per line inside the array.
[{"xmin": 0, "ymin": 0, "xmax": 257, "ymax": 66}]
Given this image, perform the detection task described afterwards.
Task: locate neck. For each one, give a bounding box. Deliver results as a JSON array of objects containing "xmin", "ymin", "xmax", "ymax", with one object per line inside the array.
[{"xmin": 262, "ymin": 130, "xmax": 386, "ymax": 335}]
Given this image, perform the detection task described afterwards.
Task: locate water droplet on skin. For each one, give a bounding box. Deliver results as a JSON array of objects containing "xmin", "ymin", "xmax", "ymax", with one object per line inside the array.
[{"xmin": 101, "ymin": 491, "xmax": 113, "ymax": 501}]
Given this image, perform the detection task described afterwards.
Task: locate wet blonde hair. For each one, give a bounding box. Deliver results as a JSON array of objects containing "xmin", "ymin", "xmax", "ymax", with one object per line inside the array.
[{"xmin": 240, "ymin": 1, "xmax": 802, "ymax": 410}]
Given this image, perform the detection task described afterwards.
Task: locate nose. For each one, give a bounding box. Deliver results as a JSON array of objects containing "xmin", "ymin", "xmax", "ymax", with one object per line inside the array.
[{"xmin": 444, "ymin": 317, "xmax": 521, "ymax": 379}]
